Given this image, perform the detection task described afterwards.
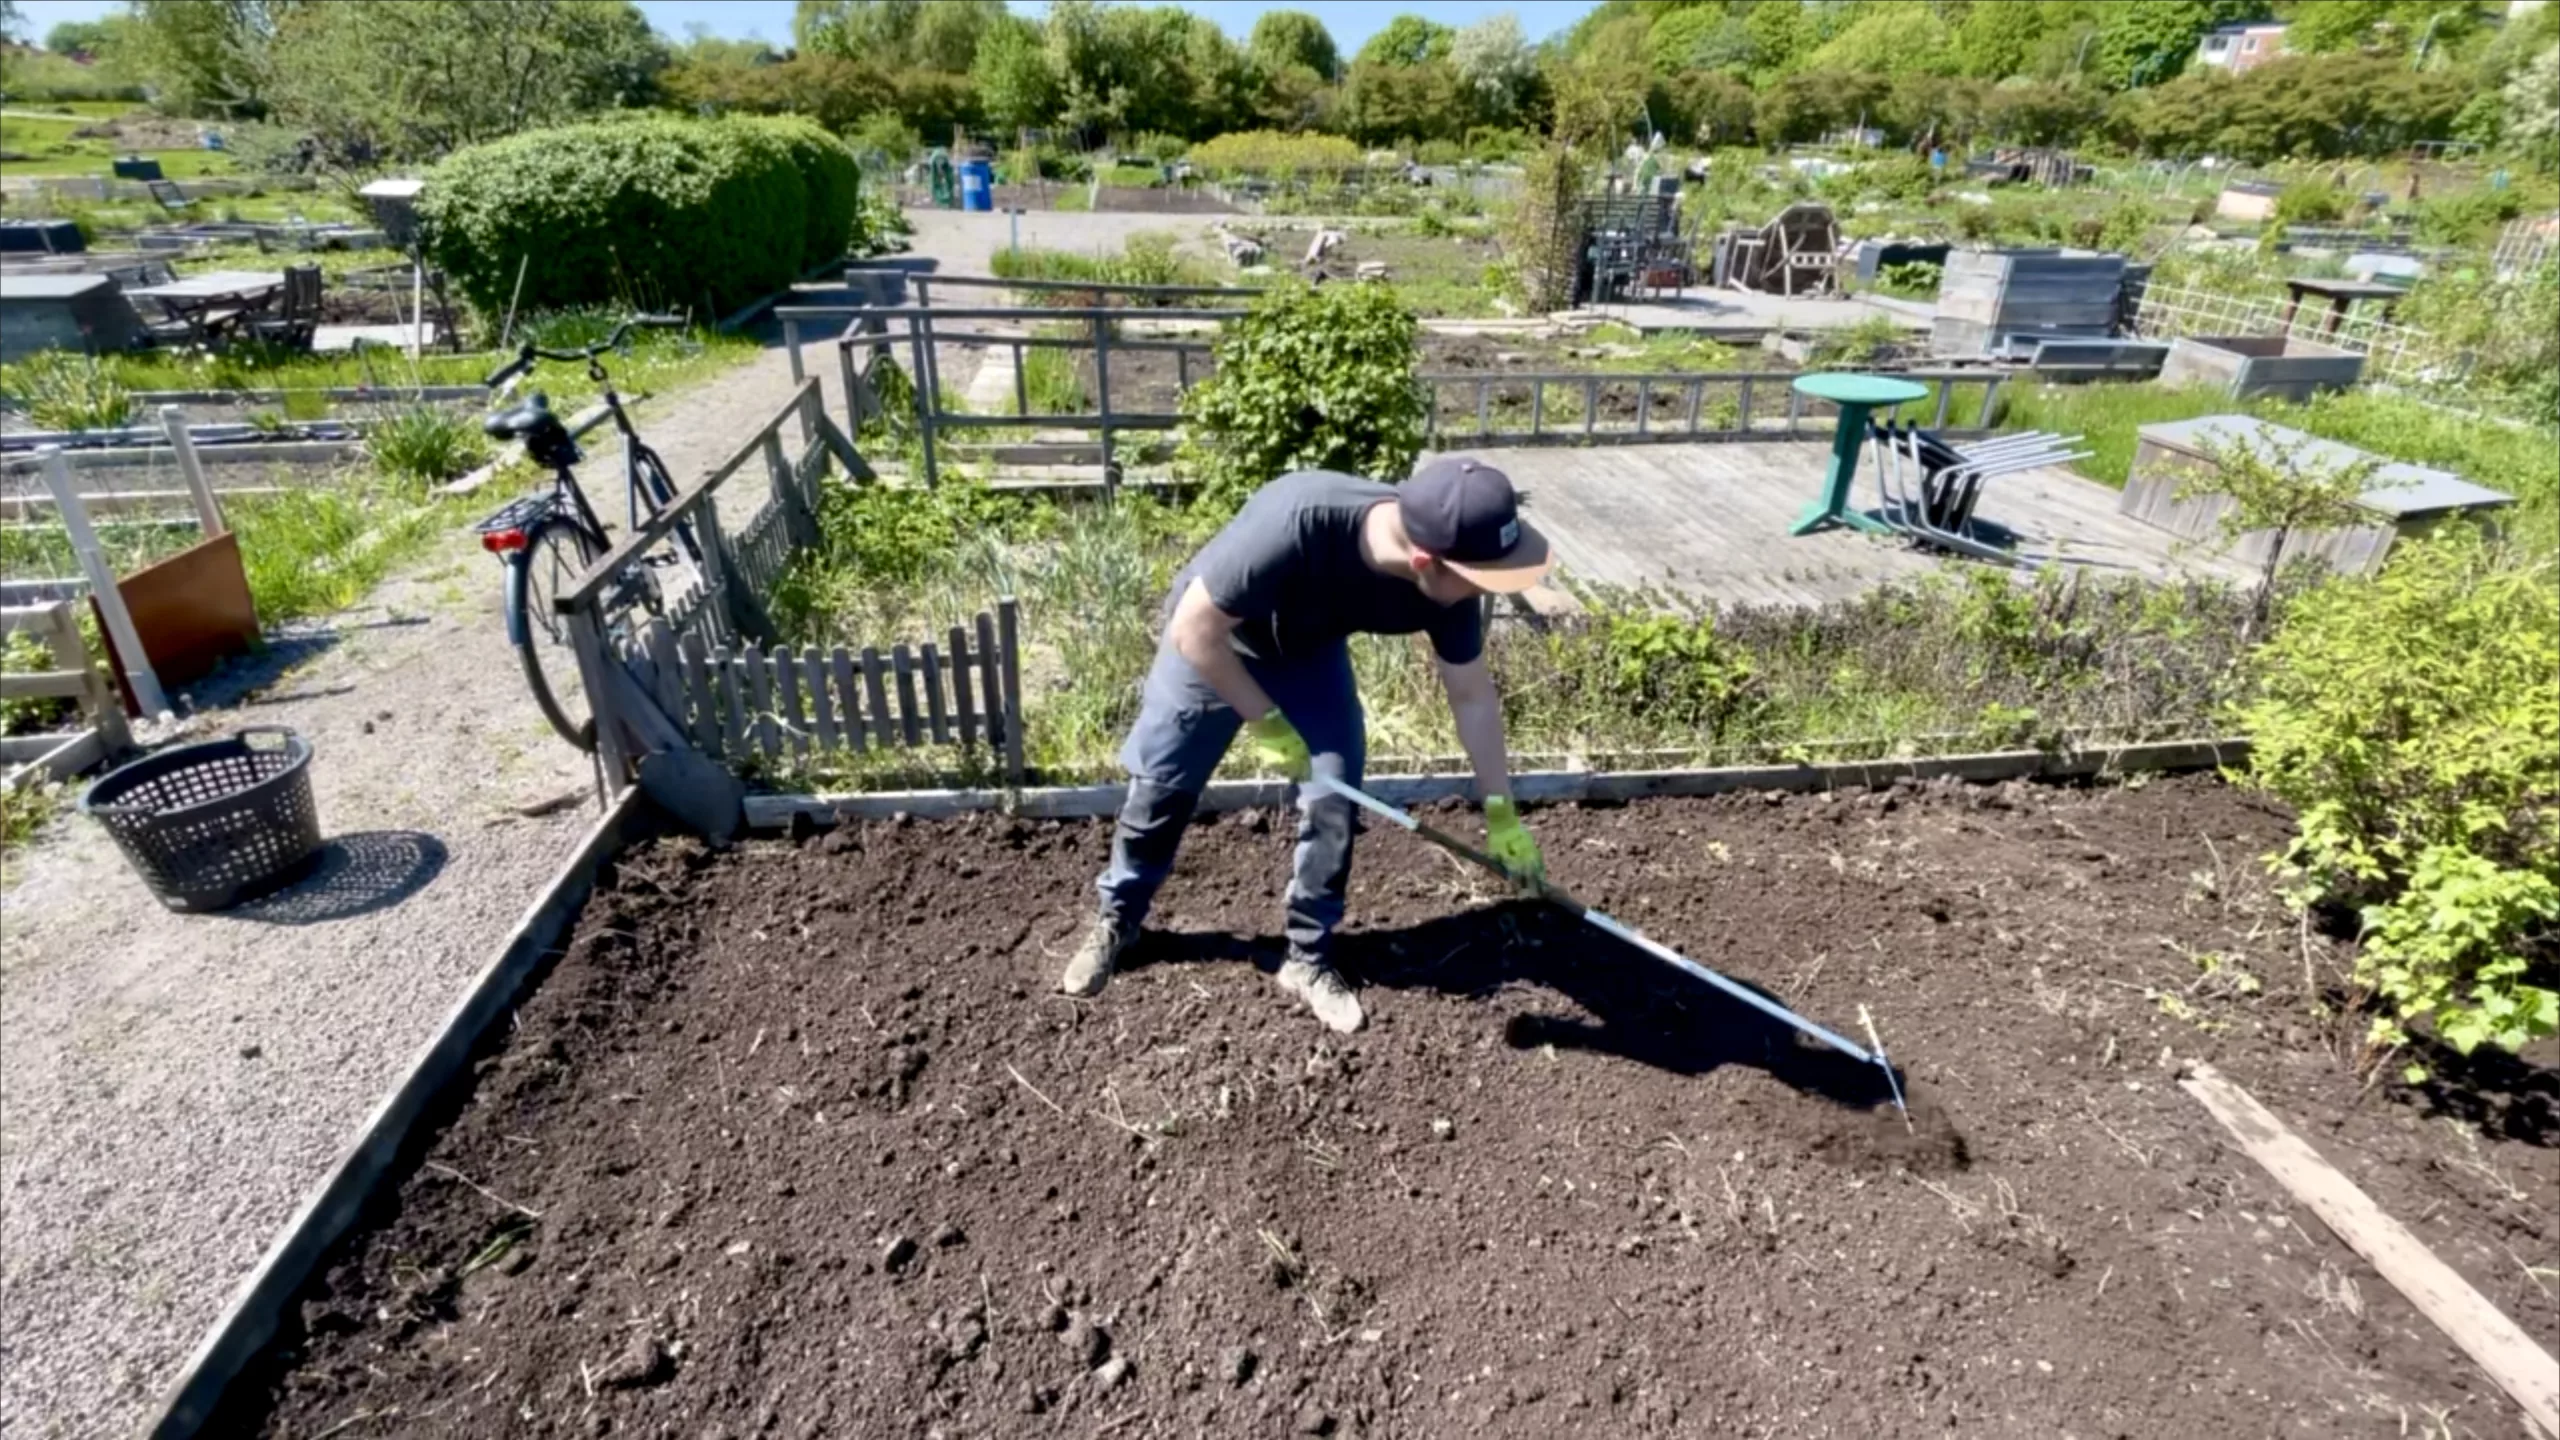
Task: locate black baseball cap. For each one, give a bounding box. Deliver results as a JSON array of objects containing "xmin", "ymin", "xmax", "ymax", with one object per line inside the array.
[{"xmin": 1400, "ymin": 457, "xmax": 1552, "ymax": 593}]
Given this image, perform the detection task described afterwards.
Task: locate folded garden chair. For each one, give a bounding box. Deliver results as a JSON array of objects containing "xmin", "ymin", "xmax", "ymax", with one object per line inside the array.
[{"xmin": 1867, "ymin": 419, "xmax": 2089, "ymax": 563}]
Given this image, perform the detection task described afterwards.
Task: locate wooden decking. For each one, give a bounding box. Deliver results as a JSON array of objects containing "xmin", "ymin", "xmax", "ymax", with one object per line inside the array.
[{"xmin": 1480, "ymin": 441, "xmax": 2256, "ymax": 609}]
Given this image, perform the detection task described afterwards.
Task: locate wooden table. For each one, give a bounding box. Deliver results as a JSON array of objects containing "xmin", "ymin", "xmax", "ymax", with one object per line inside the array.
[
  {"xmin": 2277, "ymin": 276, "xmax": 2405, "ymax": 338},
  {"xmin": 1789, "ymin": 372, "xmax": 1931, "ymax": 537},
  {"xmin": 124, "ymin": 269, "xmax": 286, "ymax": 347}
]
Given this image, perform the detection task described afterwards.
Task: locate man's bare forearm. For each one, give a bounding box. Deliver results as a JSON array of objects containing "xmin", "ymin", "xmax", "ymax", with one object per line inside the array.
[
  {"xmin": 1451, "ymin": 691, "xmax": 1512, "ymax": 801},
  {"xmin": 1170, "ymin": 578, "xmax": 1277, "ymax": 721}
]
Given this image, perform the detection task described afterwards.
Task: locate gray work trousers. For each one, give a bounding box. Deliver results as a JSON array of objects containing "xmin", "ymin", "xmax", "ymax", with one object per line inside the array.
[{"xmin": 1096, "ymin": 637, "xmax": 1365, "ymax": 962}]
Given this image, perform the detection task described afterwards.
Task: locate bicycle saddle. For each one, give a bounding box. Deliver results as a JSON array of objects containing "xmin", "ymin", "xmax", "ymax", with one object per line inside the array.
[{"xmin": 483, "ymin": 392, "xmax": 579, "ymax": 466}]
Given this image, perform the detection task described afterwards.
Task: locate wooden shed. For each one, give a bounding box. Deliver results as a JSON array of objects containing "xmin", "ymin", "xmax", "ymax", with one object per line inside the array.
[
  {"xmin": 2120, "ymin": 415, "xmax": 2513, "ymax": 577},
  {"xmin": 2158, "ymin": 335, "xmax": 2364, "ymax": 402},
  {"xmin": 1929, "ymin": 248, "xmax": 2128, "ymax": 356}
]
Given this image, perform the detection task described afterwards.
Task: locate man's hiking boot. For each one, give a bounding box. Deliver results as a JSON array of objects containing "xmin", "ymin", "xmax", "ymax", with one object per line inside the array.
[
  {"xmin": 1277, "ymin": 954, "xmax": 1364, "ymax": 1033},
  {"xmin": 1059, "ymin": 914, "xmax": 1131, "ymax": 997}
]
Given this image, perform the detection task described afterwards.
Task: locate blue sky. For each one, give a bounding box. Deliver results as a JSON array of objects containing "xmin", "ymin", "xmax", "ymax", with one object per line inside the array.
[{"xmin": 13, "ymin": 1, "xmax": 1593, "ymax": 54}]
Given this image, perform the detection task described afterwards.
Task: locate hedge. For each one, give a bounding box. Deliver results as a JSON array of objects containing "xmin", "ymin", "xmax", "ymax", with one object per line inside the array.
[
  {"xmin": 422, "ymin": 116, "xmax": 859, "ymax": 321},
  {"xmin": 744, "ymin": 116, "xmax": 861, "ymax": 274}
]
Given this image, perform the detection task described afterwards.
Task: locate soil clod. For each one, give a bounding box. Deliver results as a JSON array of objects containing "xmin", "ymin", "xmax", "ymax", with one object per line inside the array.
[
  {"xmin": 882, "ymin": 1235, "xmax": 918, "ymax": 1273},
  {"xmin": 598, "ymin": 1335, "xmax": 672, "ymax": 1390}
]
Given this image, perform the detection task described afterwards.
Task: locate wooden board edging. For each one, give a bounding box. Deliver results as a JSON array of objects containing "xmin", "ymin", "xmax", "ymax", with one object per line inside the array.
[
  {"xmin": 145, "ymin": 789, "xmax": 644, "ymax": 1440},
  {"xmin": 2180, "ymin": 1062, "xmax": 2560, "ymax": 1439},
  {"xmin": 743, "ymin": 737, "xmax": 2249, "ymax": 829}
]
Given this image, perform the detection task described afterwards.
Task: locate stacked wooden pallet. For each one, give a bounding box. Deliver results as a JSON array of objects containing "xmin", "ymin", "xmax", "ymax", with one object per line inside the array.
[{"xmin": 1930, "ymin": 249, "xmax": 2128, "ymax": 357}]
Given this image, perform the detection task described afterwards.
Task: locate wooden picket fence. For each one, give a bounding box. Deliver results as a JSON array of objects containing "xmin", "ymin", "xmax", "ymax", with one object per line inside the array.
[{"xmin": 621, "ymin": 600, "xmax": 1023, "ymax": 776}]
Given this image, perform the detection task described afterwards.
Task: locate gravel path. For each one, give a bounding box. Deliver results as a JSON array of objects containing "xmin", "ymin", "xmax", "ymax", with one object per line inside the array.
[{"xmin": 0, "ymin": 208, "xmax": 1220, "ymax": 1439}]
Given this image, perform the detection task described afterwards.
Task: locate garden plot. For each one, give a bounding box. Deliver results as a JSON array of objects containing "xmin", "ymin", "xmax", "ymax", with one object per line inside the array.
[
  {"xmin": 217, "ymin": 776, "xmax": 2555, "ymax": 1438},
  {"xmin": 1249, "ymin": 225, "xmax": 1506, "ymax": 317}
]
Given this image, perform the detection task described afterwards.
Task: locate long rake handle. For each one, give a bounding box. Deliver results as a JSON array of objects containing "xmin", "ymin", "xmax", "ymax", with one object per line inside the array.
[{"xmin": 1305, "ymin": 775, "xmax": 1878, "ymax": 1067}]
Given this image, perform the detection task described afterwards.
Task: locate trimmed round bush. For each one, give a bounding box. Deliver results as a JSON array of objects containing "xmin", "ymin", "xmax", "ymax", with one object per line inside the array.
[
  {"xmin": 422, "ymin": 117, "xmax": 811, "ymax": 320},
  {"xmin": 746, "ymin": 116, "xmax": 862, "ymax": 268}
]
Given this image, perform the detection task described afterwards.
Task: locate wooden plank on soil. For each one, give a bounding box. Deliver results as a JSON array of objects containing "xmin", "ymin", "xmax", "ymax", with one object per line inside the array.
[{"xmin": 2179, "ymin": 1062, "xmax": 2560, "ymax": 1440}]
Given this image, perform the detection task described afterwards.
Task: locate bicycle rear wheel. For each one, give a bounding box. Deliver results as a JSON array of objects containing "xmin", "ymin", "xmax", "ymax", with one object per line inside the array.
[{"xmin": 510, "ymin": 516, "xmax": 606, "ymax": 751}]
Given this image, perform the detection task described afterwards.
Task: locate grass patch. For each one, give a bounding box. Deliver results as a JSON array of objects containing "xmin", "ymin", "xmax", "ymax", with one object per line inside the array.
[
  {"xmin": 1992, "ymin": 381, "xmax": 2560, "ymax": 548},
  {"xmin": 0, "ymin": 782, "xmax": 69, "ymax": 885},
  {"xmin": 0, "ymin": 472, "xmax": 473, "ymax": 627},
  {"xmin": 1, "ymin": 314, "xmax": 756, "ymax": 417},
  {"xmin": 769, "ymin": 482, "xmax": 2262, "ymax": 785},
  {"xmin": 989, "ymin": 232, "xmax": 1230, "ymax": 297}
]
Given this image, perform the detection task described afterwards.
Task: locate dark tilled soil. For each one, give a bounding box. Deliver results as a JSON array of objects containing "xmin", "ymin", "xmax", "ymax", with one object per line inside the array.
[{"xmin": 225, "ymin": 776, "xmax": 2557, "ymax": 1439}]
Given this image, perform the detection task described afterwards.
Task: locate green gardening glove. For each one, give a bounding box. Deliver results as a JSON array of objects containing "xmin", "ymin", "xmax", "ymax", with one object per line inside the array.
[
  {"xmin": 1246, "ymin": 709, "xmax": 1311, "ymax": 781},
  {"xmin": 1484, "ymin": 794, "xmax": 1544, "ymax": 891}
]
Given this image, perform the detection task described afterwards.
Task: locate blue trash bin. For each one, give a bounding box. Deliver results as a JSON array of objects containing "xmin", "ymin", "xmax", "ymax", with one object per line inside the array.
[{"xmin": 958, "ymin": 159, "xmax": 994, "ymax": 212}]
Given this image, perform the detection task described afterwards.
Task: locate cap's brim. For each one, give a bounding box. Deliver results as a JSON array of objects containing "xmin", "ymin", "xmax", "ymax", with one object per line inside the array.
[{"xmin": 1440, "ymin": 521, "xmax": 1553, "ymax": 594}]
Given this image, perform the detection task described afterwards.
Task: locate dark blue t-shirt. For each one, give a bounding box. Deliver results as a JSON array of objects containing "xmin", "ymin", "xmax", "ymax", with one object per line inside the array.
[{"xmin": 1176, "ymin": 471, "xmax": 1484, "ymax": 665}]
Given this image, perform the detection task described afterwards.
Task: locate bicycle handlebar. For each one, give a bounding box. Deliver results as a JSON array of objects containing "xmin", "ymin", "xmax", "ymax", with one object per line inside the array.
[{"xmin": 481, "ymin": 315, "xmax": 689, "ymax": 389}]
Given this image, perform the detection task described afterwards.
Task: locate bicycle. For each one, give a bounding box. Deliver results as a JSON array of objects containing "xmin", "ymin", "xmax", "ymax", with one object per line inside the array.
[{"xmin": 474, "ymin": 315, "xmax": 698, "ymax": 752}]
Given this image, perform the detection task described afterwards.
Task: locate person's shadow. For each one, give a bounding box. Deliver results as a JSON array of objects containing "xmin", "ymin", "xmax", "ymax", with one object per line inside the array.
[{"xmin": 1130, "ymin": 897, "xmax": 1915, "ymax": 1121}]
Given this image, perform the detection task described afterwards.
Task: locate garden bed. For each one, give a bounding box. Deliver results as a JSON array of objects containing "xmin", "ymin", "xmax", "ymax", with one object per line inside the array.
[{"xmin": 215, "ymin": 774, "xmax": 2554, "ymax": 1438}]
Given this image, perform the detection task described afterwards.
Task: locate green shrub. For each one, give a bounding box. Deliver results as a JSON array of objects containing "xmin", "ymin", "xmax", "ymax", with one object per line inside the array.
[
  {"xmin": 0, "ymin": 351, "xmax": 134, "ymax": 432},
  {"xmin": 1177, "ymin": 282, "xmax": 1427, "ymax": 513},
  {"xmin": 1591, "ymin": 609, "xmax": 1763, "ymax": 739},
  {"xmin": 745, "ymin": 116, "xmax": 862, "ymax": 267},
  {"xmin": 2410, "ymin": 188, "xmax": 2525, "ymax": 246},
  {"xmin": 2235, "ymin": 530, "xmax": 2559, "ymax": 1072},
  {"xmin": 366, "ymin": 405, "xmax": 488, "ymax": 485},
  {"xmin": 1872, "ymin": 260, "xmax": 1942, "ymax": 298},
  {"xmin": 423, "ymin": 116, "xmax": 812, "ymax": 318},
  {"xmin": 2272, "ymin": 181, "xmax": 2346, "ymax": 228},
  {"xmin": 1188, "ymin": 130, "xmax": 1364, "ymax": 179}
]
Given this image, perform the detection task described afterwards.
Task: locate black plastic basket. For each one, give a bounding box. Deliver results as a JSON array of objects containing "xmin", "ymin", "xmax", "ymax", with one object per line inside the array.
[{"xmin": 81, "ymin": 726, "xmax": 321, "ymax": 913}]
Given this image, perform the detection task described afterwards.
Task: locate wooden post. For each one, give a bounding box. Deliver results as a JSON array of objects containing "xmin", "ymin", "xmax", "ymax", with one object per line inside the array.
[
  {"xmin": 907, "ymin": 310, "xmax": 940, "ymax": 489},
  {"xmin": 861, "ymin": 646, "xmax": 893, "ymax": 749},
  {"xmin": 891, "ymin": 643, "xmax": 922, "ymax": 746},
  {"xmin": 38, "ymin": 448, "xmax": 169, "ymax": 719},
  {"xmin": 997, "ymin": 597, "xmax": 1025, "ymax": 783},
  {"xmin": 832, "ymin": 647, "xmax": 865, "ymax": 752},
  {"xmin": 806, "ymin": 645, "xmax": 838, "ymax": 753},
  {"xmin": 158, "ymin": 406, "xmax": 225, "ymax": 536},
  {"xmin": 974, "ymin": 611, "xmax": 1002, "ymax": 759},
  {"xmin": 920, "ymin": 641, "xmax": 949, "ymax": 743},
  {"xmin": 784, "ymin": 317, "xmax": 805, "ymax": 383},
  {"xmin": 716, "ymin": 645, "xmax": 747, "ymax": 757},
  {"xmin": 775, "ymin": 648, "xmax": 808, "ymax": 760},
  {"xmin": 949, "ymin": 624, "xmax": 977, "ymax": 748},
  {"xmin": 745, "ymin": 640, "xmax": 776, "ymax": 759},
  {"xmin": 1092, "ymin": 316, "xmax": 1115, "ymax": 481},
  {"xmin": 679, "ymin": 631, "xmax": 720, "ymax": 756}
]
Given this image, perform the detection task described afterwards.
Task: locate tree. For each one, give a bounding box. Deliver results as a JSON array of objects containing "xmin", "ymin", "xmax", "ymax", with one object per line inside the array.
[
  {"xmin": 1449, "ymin": 14, "xmax": 1535, "ymax": 120},
  {"xmin": 796, "ymin": 0, "xmax": 1003, "ymax": 73},
  {"xmin": 1807, "ymin": 3, "xmax": 1960, "ymax": 79},
  {"xmin": 2097, "ymin": 0, "xmax": 2272, "ymax": 90},
  {"xmin": 263, "ymin": 0, "xmax": 666, "ymax": 166},
  {"xmin": 122, "ymin": 0, "xmax": 303, "ymax": 118},
  {"xmin": 1046, "ymin": 1, "xmax": 1208, "ymax": 140},
  {"xmin": 2277, "ymin": 0, "xmax": 2476, "ymax": 58},
  {"xmin": 1354, "ymin": 14, "xmax": 1452, "ymax": 69},
  {"xmin": 44, "ymin": 19, "xmax": 115, "ymax": 56},
  {"xmin": 0, "ymin": 1, "xmax": 20, "ymax": 43},
  {"xmin": 972, "ymin": 15, "xmax": 1059, "ymax": 132},
  {"xmin": 1247, "ymin": 9, "xmax": 1336, "ymax": 81},
  {"xmin": 1661, "ymin": 69, "xmax": 1757, "ymax": 146},
  {"xmin": 1338, "ymin": 57, "xmax": 1463, "ymax": 145},
  {"xmin": 1647, "ymin": 6, "xmax": 1754, "ymax": 78}
]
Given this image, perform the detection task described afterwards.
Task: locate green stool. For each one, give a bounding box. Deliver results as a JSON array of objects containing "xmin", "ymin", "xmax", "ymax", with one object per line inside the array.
[{"xmin": 1789, "ymin": 372, "xmax": 1931, "ymax": 537}]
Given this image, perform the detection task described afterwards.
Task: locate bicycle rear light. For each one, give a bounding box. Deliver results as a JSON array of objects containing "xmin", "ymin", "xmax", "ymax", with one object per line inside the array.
[{"xmin": 480, "ymin": 527, "xmax": 528, "ymax": 553}]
